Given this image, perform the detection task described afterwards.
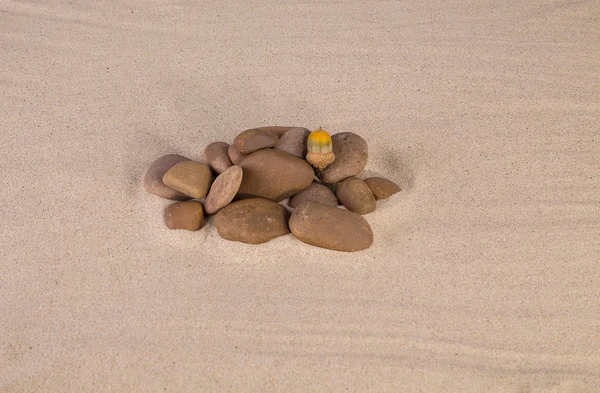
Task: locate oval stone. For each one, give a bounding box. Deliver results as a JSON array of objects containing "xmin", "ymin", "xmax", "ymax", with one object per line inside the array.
[
  {"xmin": 276, "ymin": 127, "xmax": 310, "ymax": 157},
  {"xmin": 204, "ymin": 142, "xmax": 233, "ymax": 174},
  {"xmin": 336, "ymin": 177, "xmax": 376, "ymax": 215},
  {"xmin": 228, "ymin": 144, "xmax": 247, "ymax": 165},
  {"xmin": 319, "ymin": 132, "xmax": 368, "ymax": 183},
  {"xmin": 214, "ymin": 198, "xmax": 290, "ymax": 244},
  {"xmin": 237, "ymin": 149, "xmax": 314, "ymax": 202},
  {"xmin": 163, "ymin": 160, "xmax": 213, "ymax": 199},
  {"xmin": 143, "ymin": 154, "xmax": 191, "ymax": 200},
  {"xmin": 165, "ymin": 201, "xmax": 205, "ymax": 231},
  {"xmin": 363, "ymin": 177, "xmax": 401, "ymax": 200},
  {"xmin": 289, "ymin": 182, "xmax": 338, "ymax": 208},
  {"xmin": 252, "ymin": 126, "xmax": 297, "ymax": 137},
  {"xmin": 234, "ymin": 128, "xmax": 278, "ymax": 154},
  {"xmin": 289, "ymin": 202, "xmax": 373, "ymax": 252},
  {"xmin": 204, "ymin": 165, "xmax": 243, "ymax": 214}
]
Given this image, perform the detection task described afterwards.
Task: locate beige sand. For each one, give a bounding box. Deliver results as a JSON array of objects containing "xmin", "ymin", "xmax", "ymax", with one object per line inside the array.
[{"xmin": 1, "ymin": 0, "xmax": 599, "ymax": 391}]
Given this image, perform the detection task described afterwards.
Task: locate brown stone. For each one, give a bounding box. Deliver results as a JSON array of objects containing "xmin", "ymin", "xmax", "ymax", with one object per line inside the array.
[
  {"xmin": 237, "ymin": 149, "xmax": 315, "ymax": 202},
  {"xmin": 204, "ymin": 165, "xmax": 243, "ymax": 214},
  {"xmin": 165, "ymin": 201, "xmax": 204, "ymax": 231},
  {"xmin": 143, "ymin": 154, "xmax": 191, "ymax": 200},
  {"xmin": 319, "ymin": 132, "xmax": 368, "ymax": 183},
  {"xmin": 203, "ymin": 142, "xmax": 233, "ymax": 174},
  {"xmin": 163, "ymin": 160, "xmax": 213, "ymax": 199},
  {"xmin": 289, "ymin": 182, "xmax": 338, "ymax": 208},
  {"xmin": 276, "ymin": 127, "xmax": 310, "ymax": 157},
  {"xmin": 363, "ymin": 177, "xmax": 401, "ymax": 200},
  {"xmin": 214, "ymin": 198, "xmax": 290, "ymax": 244},
  {"xmin": 251, "ymin": 126, "xmax": 297, "ymax": 137},
  {"xmin": 336, "ymin": 177, "xmax": 376, "ymax": 215},
  {"xmin": 233, "ymin": 128, "xmax": 278, "ymax": 154},
  {"xmin": 289, "ymin": 202, "xmax": 373, "ymax": 252},
  {"xmin": 228, "ymin": 144, "xmax": 247, "ymax": 165}
]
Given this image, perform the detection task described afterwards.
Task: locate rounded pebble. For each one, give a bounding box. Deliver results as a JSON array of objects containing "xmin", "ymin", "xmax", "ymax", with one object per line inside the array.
[
  {"xmin": 289, "ymin": 202, "xmax": 373, "ymax": 252},
  {"xmin": 162, "ymin": 160, "xmax": 213, "ymax": 199},
  {"xmin": 363, "ymin": 177, "xmax": 401, "ymax": 199},
  {"xmin": 237, "ymin": 149, "xmax": 314, "ymax": 202},
  {"xmin": 143, "ymin": 154, "xmax": 191, "ymax": 200},
  {"xmin": 336, "ymin": 177, "xmax": 376, "ymax": 215},
  {"xmin": 228, "ymin": 144, "xmax": 247, "ymax": 165},
  {"xmin": 204, "ymin": 165, "xmax": 243, "ymax": 214},
  {"xmin": 252, "ymin": 126, "xmax": 296, "ymax": 137},
  {"xmin": 319, "ymin": 132, "xmax": 368, "ymax": 183},
  {"xmin": 289, "ymin": 182, "xmax": 338, "ymax": 208},
  {"xmin": 204, "ymin": 142, "xmax": 233, "ymax": 174},
  {"xmin": 276, "ymin": 127, "xmax": 310, "ymax": 157},
  {"xmin": 234, "ymin": 128, "xmax": 278, "ymax": 154},
  {"xmin": 215, "ymin": 198, "xmax": 290, "ymax": 244},
  {"xmin": 165, "ymin": 201, "xmax": 205, "ymax": 231}
]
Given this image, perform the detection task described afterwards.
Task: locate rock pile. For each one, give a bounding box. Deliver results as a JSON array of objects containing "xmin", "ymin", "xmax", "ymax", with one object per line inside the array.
[{"xmin": 143, "ymin": 126, "xmax": 401, "ymax": 252}]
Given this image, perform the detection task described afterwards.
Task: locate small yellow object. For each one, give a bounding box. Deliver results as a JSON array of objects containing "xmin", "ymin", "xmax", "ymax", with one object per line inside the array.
[{"xmin": 306, "ymin": 127, "xmax": 336, "ymax": 170}]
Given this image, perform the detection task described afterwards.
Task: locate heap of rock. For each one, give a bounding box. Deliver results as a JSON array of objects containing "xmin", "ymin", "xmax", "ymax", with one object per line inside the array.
[{"xmin": 143, "ymin": 126, "xmax": 401, "ymax": 252}]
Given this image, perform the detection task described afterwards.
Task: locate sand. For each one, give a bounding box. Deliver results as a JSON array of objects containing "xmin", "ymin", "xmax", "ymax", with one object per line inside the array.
[{"xmin": 1, "ymin": 0, "xmax": 599, "ymax": 391}]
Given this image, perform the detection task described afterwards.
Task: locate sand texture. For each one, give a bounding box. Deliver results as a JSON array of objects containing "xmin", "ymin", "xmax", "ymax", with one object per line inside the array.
[{"xmin": 1, "ymin": 0, "xmax": 599, "ymax": 391}]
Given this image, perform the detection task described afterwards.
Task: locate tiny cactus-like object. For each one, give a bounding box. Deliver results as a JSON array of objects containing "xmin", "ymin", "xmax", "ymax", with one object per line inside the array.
[{"xmin": 306, "ymin": 127, "xmax": 336, "ymax": 170}]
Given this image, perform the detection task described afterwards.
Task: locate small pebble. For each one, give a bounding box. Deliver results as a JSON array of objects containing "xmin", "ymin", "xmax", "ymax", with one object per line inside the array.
[
  {"xmin": 276, "ymin": 127, "xmax": 310, "ymax": 157},
  {"xmin": 289, "ymin": 182, "xmax": 338, "ymax": 208},
  {"xmin": 363, "ymin": 177, "xmax": 401, "ymax": 200},
  {"xmin": 233, "ymin": 128, "xmax": 278, "ymax": 154},
  {"xmin": 165, "ymin": 201, "xmax": 204, "ymax": 231},
  {"xmin": 336, "ymin": 177, "xmax": 376, "ymax": 214},
  {"xmin": 204, "ymin": 142, "xmax": 233, "ymax": 174},
  {"xmin": 204, "ymin": 165, "xmax": 243, "ymax": 214},
  {"xmin": 215, "ymin": 198, "xmax": 290, "ymax": 244},
  {"xmin": 319, "ymin": 132, "xmax": 368, "ymax": 183},
  {"xmin": 252, "ymin": 126, "xmax": 296, "ymax": 137},
  {"xmin": 237, "ymin": 149, "xmax": 314, "ymax": 202},
  {"xmin": 143, "ymin": 154, "xmax": 191, "ymax": 200},
  {"xmin": 289, "ymin": 202, "xmax": 373, "ymax": 252},
  {"xmin": 228, "ymin": 144, "xmax": 247, "ymax": 165},
  {"xmin": 163, "ymin": 160, "xmax": 213, "ymax": 199}
]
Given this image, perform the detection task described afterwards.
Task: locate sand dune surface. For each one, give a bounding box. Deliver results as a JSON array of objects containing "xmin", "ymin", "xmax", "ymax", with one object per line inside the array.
[{"xmin": 1, "ymin": 0, "xmax": 599, "ymax": 391}]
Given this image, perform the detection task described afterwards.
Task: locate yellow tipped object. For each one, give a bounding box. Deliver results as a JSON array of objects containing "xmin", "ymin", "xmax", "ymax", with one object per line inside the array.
[
  {"xmin": 307, "ymin": 128, "xmax": 333, "ymax": 153},
  {"xmin": 306, "ymin": 127, "xmax": 335, "ymax": 170}
]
